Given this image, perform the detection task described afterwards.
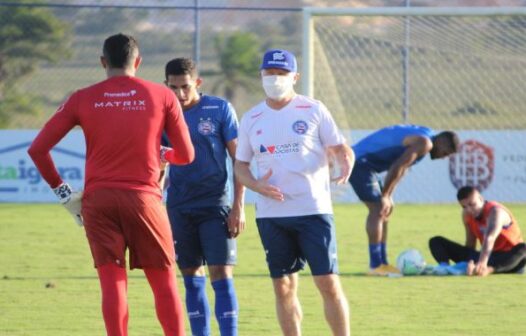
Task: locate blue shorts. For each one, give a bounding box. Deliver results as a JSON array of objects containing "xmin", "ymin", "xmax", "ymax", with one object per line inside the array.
[
  {"xmin": 167, "ymin": 206, "xmax": 236, "ymax": 269},
  {"xmin": 256, "ymin": 214, "xmax": 339, "ymax": 278},
  {"xmin": 349, "ymin": 162, "xmax": 383, "ymax": 203}
]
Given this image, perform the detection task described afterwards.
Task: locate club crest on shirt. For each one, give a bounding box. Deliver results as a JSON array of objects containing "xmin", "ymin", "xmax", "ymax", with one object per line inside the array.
[
  {"xmin": 198, "ymin": 118, "xmax": 215, "ymax": 135},
  {"xmin": 292, "ymin": 120, "xmax": 308, "ymax": 135}
]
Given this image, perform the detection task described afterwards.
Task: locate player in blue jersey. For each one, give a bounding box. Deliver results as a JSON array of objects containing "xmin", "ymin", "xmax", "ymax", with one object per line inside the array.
[
  {"xmin": 349, "ymin": 125, "xmax": 459, "ymax": 276},
  {"xmin": 162, "ymin": 58, "xmax": 245, "ymax": 336}
]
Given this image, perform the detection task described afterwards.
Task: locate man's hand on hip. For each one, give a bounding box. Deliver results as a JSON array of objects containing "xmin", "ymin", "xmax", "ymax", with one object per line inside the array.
[{"xmin": 53, "ymin": 183, "xmax": 83, "ymax": 226}]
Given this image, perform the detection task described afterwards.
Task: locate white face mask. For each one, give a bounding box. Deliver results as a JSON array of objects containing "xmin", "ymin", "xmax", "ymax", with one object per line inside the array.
[{"xmin": 261, "ymin": 74, "xmax": 295, "ymax": 100}]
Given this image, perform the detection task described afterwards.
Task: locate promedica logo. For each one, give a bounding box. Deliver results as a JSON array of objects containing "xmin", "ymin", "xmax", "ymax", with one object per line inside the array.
[{"xmin": 0, "ymin": 142, "xmax": 84, "ymax": 192}]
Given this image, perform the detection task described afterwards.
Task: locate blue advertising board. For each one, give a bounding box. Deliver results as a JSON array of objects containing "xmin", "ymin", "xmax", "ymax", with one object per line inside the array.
[{"xmin": 0, "ymin": 130, "xmax": 85, "ymax": 202}]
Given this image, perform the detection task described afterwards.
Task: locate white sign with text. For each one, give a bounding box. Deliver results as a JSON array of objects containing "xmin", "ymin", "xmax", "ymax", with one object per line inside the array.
[
  {"xmin": 1, "ymin": 130, "xmax": 525, "ymax": 203},
  {"xmin": 0, "ymin": 130, "xmax": 85, "ymax": 202}
]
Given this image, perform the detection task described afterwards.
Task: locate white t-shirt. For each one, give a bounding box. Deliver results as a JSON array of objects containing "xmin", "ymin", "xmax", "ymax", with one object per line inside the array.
[{"xmin": 236, "ymin": 94, "xmax": 346, "ymax": 218}]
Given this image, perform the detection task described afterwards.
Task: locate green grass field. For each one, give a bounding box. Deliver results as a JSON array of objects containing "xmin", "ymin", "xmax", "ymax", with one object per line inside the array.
[{"xmin": 1, "ymin": 203, "xmax": 525, "ymax": 336}]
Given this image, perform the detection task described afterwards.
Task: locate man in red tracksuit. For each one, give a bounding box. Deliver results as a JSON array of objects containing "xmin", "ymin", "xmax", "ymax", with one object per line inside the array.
[{"xmin": 28, "ymin": 33, "xmax": 194, "ymax": 335}]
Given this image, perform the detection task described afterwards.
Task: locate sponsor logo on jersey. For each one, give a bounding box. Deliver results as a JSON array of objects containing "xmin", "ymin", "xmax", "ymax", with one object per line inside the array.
[
  {"xmin": 95, "ymin": 90, "xmax": 145, "ymax": 110},
  {"xmin": 103, "ymin": 90, "xmax": 137, "ymax": 97},
  {"xmin": 292, "ymin": 120, "xmax": 308, "ymax": 135},
  {"xmin": 202, "ymin": 105, "xmax": 219, "ymax": 109},
  {"xmin": 198, "ymin": 118, "xmax": 216, "ymax": 135},
  {"xmin": 259, "ymin": 143, "xmax": 299, "ymax": 155},
  {"xmin": 56, "ymin": 103, "xmax": 66, "ymax": 114},
  {"xmin": 94, "ymin": 100, "xmax": 146, "ymax": 111}
]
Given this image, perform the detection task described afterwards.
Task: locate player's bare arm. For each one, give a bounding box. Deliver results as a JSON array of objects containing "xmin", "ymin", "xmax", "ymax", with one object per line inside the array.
[
  {"xmin": 327, "ymin": 144, "xmax": 355, "ymax": 185},
  {"xmin": 380, "ymin": 136, "xmax": 432, "ymax": 216},
  {"xmin": 383, "ymin": 136, "xmax": 432, "ymax": 196},
  {"xmin": 474, "ymin": 207, "xmax": 509, "ymax": 275},
  {"xmin": 226, "ymin": 139, "xmax": 246, "ymax": 238},
  {"xmin": 234, "ymin": 161, "xmax": 284, "ymax": 201}
]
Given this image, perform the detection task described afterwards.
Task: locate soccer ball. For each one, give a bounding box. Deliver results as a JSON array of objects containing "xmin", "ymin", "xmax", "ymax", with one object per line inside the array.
[{"xmin": 396, "ymin": 249, "xmax": 426, "ymax": 275}]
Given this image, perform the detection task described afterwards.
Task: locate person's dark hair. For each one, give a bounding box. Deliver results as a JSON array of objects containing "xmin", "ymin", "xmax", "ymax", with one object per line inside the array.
[
  {"xmin": 436, "ymin": 131, "xmax": 460, "ymax": 153},
  {"xmin": 165, "ymin": 58, "xmax": 198, "ymax": 79},
  {"xmin": 102, "ymin": 33, "xmax": 139, "ymax": 69},
  {"xmin": 435, "ymin": 131, "xmax": 460, "ymax": 153},
  {"xmin": 457, "ymin": 186, "xmax": 477, "ymax": 201}
]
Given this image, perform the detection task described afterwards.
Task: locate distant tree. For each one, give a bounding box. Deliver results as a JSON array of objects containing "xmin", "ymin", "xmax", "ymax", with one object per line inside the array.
[
  {"xmin": 0, "ymin": 1, "xmax": 71, "ymax": 128},
  {"xmin": 74, "ymin": 7, "xmax": 149, "ymax": 35},
  {"xmin": 205, "ymin": 32, "xmax": 261, "ymax": 102}
]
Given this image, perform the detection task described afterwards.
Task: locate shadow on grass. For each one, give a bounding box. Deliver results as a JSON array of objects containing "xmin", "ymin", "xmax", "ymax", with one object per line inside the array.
[{"xmin": 1, "ymin": 273, "xmax": 273, "ymax": 281}]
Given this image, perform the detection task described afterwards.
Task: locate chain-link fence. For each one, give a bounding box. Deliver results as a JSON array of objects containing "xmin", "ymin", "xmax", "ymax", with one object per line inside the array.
[
  {"xmin": 0, "ymin": 2, "xmax": 302, "ymax": 129},
  {"xmin": 307, "ymin": 7, "xmax": 526, "ymax": 130},
  {"xmin": 301, "ymin": 7, "xmax": 526, "ymax": 202},
  {"xmin": 4, "ymin": 3, "xmax": 526, "ymax": 132}
]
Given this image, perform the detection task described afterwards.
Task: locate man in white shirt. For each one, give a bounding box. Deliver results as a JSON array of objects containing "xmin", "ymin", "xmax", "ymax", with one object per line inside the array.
[{"xmin": 234, "ymin": 49, "xmax": 354, "ymax": 336}]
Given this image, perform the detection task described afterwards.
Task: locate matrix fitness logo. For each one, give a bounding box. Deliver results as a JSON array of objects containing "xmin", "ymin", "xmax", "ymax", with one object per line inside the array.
[
  {"xmin": 449, "ymin": 139, "xmax": 494, "ymax": 191},
  {"xmin": 95, "ymin": 89, "xmax": 145, "ymax": 111}
]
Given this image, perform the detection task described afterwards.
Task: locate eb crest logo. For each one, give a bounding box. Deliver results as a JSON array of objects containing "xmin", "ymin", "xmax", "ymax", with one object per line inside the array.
[{"xmin": 449, "ymin": 139, "xmax": 494, "ymax": 191}]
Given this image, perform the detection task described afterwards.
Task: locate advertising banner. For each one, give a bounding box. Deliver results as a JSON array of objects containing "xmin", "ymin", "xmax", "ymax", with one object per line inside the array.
[
  {"xmin": 330, "ymin": 130, "xmax": 526, "ymax": 203},
  {"xmin": 1, "ymin": 130, "xmax": 525, "ymax": 203},
  {"xmin": 0, "ymin": 130, "xmax": 85, "ymax": 202}
]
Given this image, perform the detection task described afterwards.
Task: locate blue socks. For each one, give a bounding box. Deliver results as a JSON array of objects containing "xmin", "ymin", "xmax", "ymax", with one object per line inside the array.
[
  {"xmin": 183, "ymin": 276, "xmax": 210, "ymax": 336},
  {"xmin": 212, "ymin": 278, "xmax": 238, "ymax": 336},
  {"xmin": 183, "ymin": 276, "xmax": 238, "ymax": 336},
  {"xmin": 369, "ymin": 243, "xmax": 383, "ymax": 268},
  {"xmin": 380, "ymin": 242, "xmax": 388, "ymax": 265}
]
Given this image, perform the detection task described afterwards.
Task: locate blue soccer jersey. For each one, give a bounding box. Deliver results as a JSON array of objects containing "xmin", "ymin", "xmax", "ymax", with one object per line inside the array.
[
  {"xmin": 352, "ymin": 124, "xmax": 435, "ymax": 172},
  {"xmin": 163, "ymin": 95, "xmax": 238, "ymax": 208}
]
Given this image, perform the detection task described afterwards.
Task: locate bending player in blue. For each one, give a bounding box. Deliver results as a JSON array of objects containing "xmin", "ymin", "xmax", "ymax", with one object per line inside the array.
[
  {"xmin": 162, "ymin": 58, "xmax": 245, "ymax": 336},
  {"xmin": 349, "ymin": 125, "xmax": 459, "ymax": 276}
]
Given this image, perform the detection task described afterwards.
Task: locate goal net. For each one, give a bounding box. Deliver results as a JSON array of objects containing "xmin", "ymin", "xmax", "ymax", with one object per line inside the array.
[
  {"xmin": 302, "ymin": 7, "xmax": 526, "ymax": 130},
  {"xmin": 302, "ymin": 7, "xmax": 526, "ymax": 202}
]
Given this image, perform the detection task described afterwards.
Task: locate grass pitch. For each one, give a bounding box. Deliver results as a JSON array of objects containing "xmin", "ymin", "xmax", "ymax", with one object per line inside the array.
[{"xmin": 1, "ymin": 203, "xmax": 525, "ymax": 336}]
